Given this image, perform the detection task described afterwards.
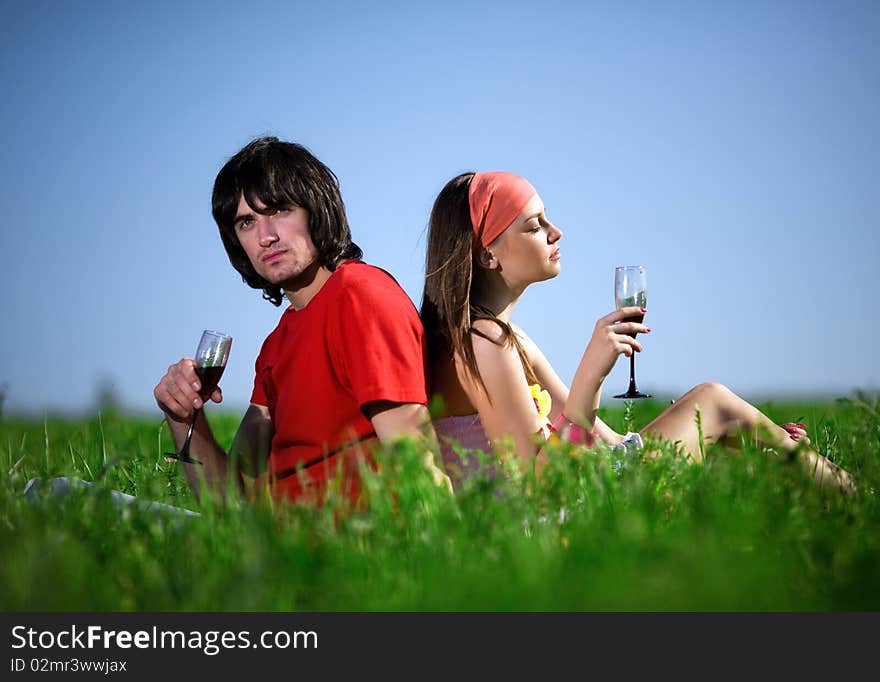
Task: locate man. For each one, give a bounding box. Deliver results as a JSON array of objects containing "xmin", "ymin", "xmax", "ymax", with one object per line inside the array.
[{"xmin": 154, "ymin": 137, "xmax": 449, "ymax": 505}]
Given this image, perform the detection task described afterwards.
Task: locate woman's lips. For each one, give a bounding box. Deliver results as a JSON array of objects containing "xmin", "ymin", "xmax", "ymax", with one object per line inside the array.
[{"xmin": 549, "ymin": 248, "xmax": 561, "ymax": 261}]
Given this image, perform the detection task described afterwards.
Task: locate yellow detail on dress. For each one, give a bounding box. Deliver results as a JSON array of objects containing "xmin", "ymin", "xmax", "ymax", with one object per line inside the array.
[{"xmin": 529, "ymin": 383, "xmax": 553, "ymax": 437}]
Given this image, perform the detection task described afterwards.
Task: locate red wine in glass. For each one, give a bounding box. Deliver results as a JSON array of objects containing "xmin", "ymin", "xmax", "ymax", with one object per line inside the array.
[
  {"xmin": 194, "ymin": 365, "xmax": 225, "ymax": 401},
  {"xmin": 613, "ymin": 266, "xmax": 651, "ymax": 399},
  {"xmin": 165, "ymin": 330, "xmax": 232, "ymax": 464}
]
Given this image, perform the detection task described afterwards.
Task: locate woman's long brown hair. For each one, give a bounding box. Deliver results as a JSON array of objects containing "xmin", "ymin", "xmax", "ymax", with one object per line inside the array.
[{"xmin": 420, "ymin": 172, "xmax": 537, "ymax": 401}]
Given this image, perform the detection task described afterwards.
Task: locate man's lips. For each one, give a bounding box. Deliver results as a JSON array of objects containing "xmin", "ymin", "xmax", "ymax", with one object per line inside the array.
[{"xmin": 261, "ymin": 249, "xmax": 286, "ymax": 263}]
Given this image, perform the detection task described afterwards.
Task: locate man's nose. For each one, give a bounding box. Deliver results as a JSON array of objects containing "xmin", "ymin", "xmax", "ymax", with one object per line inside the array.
[{"xmin": 257, "ymin": 217, "xmax": 278, "ymax": 246}]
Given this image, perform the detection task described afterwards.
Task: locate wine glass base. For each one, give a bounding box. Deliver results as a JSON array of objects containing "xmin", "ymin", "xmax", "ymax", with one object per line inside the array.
[
  {"xmin": 164, "ymin": 451, "xmax": 203, "ymax": 465},
  {"xmin": 613, "ymin": 391, "xmax": 652, "ymax": 400}
]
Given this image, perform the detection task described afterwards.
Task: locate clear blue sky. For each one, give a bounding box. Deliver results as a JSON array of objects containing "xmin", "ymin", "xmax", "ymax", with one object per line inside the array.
[{"xmin": 1, "ymin": 0, "xmax": 878, "ymax": 416}]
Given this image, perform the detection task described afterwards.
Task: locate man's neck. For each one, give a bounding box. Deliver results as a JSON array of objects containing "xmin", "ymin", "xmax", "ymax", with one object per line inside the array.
[{"xmin": 283, "ymin": 261, "xmax": 337, "ymax": 310}]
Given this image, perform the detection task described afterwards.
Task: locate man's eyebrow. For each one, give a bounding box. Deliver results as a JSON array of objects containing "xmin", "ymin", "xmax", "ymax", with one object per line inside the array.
[{"xmin": 233, "ymin": 210, "xmax": 254, "ymax": 227}]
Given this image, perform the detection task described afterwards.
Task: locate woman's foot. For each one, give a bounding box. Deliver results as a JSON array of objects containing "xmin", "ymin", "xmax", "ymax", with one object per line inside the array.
[
  {"xmin": 795, "ymin": 447, "xmax": 857, "ymax": 496},
  {"xmin": 779, "ymin": 423, "xmax": 855, "ymax": 495},
  {"xmin": 780, "ymin": 422, "xmax": 810, "ymax": 445}
]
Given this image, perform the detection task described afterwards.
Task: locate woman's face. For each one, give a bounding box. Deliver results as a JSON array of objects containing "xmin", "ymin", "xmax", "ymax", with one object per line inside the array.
[{"xmin": 484, "ymin": 193, "xmax": 563, "ymax": 289}]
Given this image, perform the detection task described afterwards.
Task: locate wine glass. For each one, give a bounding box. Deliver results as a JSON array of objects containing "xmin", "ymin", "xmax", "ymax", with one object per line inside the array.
[
  {"xmin": 613, "ymin": 266, "xmax": 651, "ymax": 399},
  {"xmin": 165, "ymin": 330, "xmax": 232, "ymax": 464}
]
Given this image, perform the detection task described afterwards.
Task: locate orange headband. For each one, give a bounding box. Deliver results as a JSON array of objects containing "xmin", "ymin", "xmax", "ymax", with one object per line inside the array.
[{"xmin": 468, "ymin": 171, "xmax": 537, "ymax": 248}]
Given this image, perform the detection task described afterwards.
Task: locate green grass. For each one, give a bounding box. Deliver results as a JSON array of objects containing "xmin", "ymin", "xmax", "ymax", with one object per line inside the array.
[{"xmin": 1, "ymin": 395, "xmax": 878, "ymax": 611}]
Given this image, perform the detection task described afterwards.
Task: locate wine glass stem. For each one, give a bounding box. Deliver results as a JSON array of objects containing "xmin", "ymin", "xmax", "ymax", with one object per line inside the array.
[
  {"xmin": 628, "ymin": 353, "xmax": 638, "ymax": 393},
  {"xmin": 180, "ymin": 408, "xmax": 200, "ymax": 456}
]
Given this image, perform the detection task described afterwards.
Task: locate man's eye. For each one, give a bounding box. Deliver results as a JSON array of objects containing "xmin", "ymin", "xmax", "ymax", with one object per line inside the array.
[{"xmin": 238, "ymin": 218, "xmax": 254, "ymax": 230}]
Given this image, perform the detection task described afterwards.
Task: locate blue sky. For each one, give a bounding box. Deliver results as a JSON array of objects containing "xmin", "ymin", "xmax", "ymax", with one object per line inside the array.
[{"xmin": 1, "ymin": 0, "xmax": 878, "ymax": 416}]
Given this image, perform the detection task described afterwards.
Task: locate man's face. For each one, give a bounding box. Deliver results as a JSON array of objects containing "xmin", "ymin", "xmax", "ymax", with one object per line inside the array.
[{"xmin": 233, "ymin": 194, "xmax": 320, "ymax": 288}]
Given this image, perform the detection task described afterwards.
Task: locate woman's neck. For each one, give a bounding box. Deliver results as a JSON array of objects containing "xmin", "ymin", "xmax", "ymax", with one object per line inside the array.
[{"xmin": 473, "ymin": 278, "xmax": 525, "ymax": 323}]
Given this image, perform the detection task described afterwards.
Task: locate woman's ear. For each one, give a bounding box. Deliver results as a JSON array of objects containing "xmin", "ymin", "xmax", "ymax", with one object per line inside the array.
[{"xmin": 478, "ymin": 247, "xmax": 498, "ymax": 270}]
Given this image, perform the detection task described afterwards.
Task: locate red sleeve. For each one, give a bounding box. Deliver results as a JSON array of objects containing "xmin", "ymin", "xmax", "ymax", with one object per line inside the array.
[{"xmin": 330, "ymin": 270, "xmax": 428, "ymax": 408}]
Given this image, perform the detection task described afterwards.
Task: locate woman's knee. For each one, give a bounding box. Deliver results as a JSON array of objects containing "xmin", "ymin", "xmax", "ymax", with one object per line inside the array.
[
  {"xmin": 681, "ymin": 381, "xmax": 732, "ymax": 403},
  {"xmin": 683, "ymin": 382, "xmax": 743, "ymax": 422},
  {"xmin": 697, "ymin": 381, "xmax": 732, "ymax": 398}
]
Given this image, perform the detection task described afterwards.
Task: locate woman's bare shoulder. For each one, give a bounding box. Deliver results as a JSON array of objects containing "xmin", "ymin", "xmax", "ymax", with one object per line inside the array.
[
  {"xmin": 454, "ymin": 321, "xmax": 521, "ymax": 389},
  {"xmin": 471, "ymin": 318, "xmax": 510, "ymax": 345},
  {"xmin": 509, "ymin": 321, "xmax": 560, "ymax": 387},
  {"xmin": 508, "ymin": 321, "xmax": 540, "ymax": 355}
]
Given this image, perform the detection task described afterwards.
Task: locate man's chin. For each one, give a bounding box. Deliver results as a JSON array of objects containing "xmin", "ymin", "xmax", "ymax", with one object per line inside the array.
[{"xmin": 269, "ymin": 259, "xmax": 321, "ymax": 289}]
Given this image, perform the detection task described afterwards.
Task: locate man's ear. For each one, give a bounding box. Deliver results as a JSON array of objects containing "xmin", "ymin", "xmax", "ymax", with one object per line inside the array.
[{"xmin": 477, "ymin": 247, "xmax": 498, "ymax": 269}]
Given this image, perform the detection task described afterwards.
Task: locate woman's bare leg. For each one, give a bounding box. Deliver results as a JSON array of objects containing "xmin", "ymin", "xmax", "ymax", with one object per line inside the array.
[{"xmin": 640, "ymin": 382, "xmax": 855, "ymax": 494}]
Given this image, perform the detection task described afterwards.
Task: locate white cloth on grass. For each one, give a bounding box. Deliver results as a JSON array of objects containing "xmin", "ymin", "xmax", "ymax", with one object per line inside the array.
[
  {"xmin": 22, "ymin": 477, "xmax": 200, "ymax": 518},
  {"xmin": 612, "ymin": 431, "xmax": 644, "ymax": 473}
]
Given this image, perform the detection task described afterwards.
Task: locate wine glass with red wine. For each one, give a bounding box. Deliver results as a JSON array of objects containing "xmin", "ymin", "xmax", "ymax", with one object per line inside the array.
[
  {"xmin": 165, "ymin": 330, "xmax": 232, "ymax": 464},
  {"xmin": 613, "ymin": 266, "xmax": 651, "ymax": 399}
]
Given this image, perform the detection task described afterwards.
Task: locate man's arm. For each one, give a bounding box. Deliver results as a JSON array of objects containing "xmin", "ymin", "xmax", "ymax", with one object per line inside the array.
[
  {"xmin": 364, "ymin": 401, "xmax": 453, "ymax": 493},
  {"xmin": 168, "ymin": 410, "xmax": 239, "ymax": 502},
  {"xmin": 172, "ymin": 404, "xmax": 272, "ymax": 503},
  {"xmin": 155, "ymin": 358, "xmax": 271, "ymax": 502},
  {"xmin": 227, "ymin": 403, "xmax": 273, "ymax": 477}
]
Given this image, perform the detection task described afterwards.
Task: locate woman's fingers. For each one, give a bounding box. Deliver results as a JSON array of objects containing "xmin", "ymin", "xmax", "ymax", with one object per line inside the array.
[
  {"xmin": 599, "ymin": 306, "xmax": 647, "ymax": 326},
  {"xmin": 586, "ymin": 307, "xmax": 649, "ymax": 375},
  {"xmin": 616, "ymin": 336, "xmax": 642, "ymax": 356},
  {"xmin": 614, "ymin": 321, "xmax": 651, "ymax": 335},
  {"xmin": 615, "ymin": 305, "xmax": 647, "ymax": 322}
]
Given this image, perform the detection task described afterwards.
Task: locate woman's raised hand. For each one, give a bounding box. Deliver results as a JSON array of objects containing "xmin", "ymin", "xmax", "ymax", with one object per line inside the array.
[{"xmin": 579, "ymin": 306, "xmax": 651, "ymax": 382}]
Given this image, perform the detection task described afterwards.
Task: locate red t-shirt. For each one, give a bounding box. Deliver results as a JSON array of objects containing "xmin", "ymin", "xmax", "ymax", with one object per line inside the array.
[{"xmin": 250, "ymin": 260, "xmax": 428, "ymax": 503}]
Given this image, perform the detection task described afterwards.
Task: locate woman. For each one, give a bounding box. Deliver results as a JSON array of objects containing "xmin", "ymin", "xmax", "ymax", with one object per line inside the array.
[{"xmin": 420, "ymin": 171, "xmax": 854, "ymax": 493}]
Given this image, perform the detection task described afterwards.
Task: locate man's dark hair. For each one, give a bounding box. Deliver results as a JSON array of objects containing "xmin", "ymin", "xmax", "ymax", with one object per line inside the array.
[{"xmin": 212, "ymin": 136, "xmax": 363, "ymax": 306}]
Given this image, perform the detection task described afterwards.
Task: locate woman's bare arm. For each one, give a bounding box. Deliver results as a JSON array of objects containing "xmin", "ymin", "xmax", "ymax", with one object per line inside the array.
[
  {"xmin": 511, "ymin": 322, "xmax": 624, "ymax": 445},
  {"xmin": 456, "ymin": 320, "xmax": 550, "ymax": 471}
]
